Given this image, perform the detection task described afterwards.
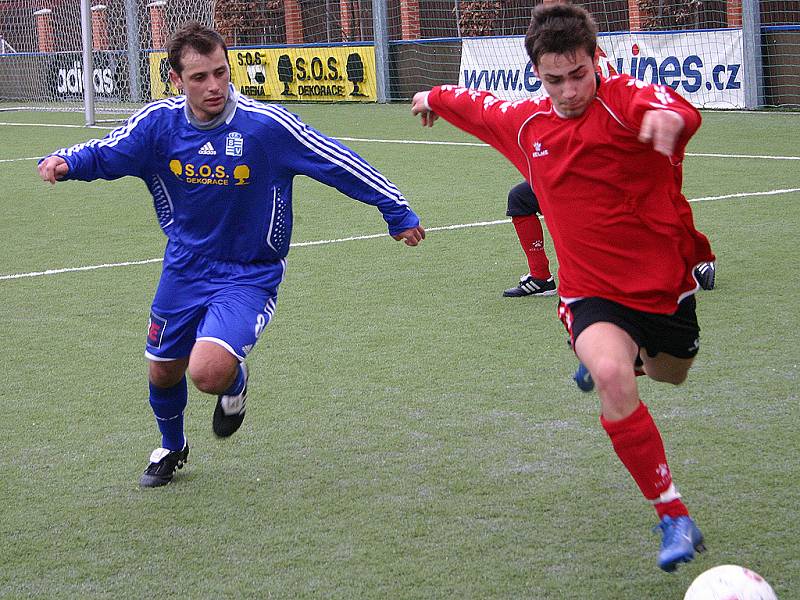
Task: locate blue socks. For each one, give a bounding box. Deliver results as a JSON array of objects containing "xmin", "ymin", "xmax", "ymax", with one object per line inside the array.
[
  {"xmin": 223, "ymin": 363, "xmax": 246, "ymax": 397},
  {"xmin": 149, "ymin": 376, "xmax": 188, "ymax": 451}
]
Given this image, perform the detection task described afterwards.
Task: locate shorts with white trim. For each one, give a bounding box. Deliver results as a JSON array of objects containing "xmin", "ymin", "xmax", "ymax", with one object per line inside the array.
[
  {"xmin": 558, "ymin": 295, "xmax": 700, "ymax": 359},
  {"xmin": 145, "ymin": 241, "xmax": 285, "ymax": 361}
]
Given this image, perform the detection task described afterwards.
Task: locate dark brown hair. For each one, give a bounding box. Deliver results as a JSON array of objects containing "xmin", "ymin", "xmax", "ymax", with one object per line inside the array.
[
  {"xmin": 166, "ymin": 21, "xmax": 228, "ymax": 74},
  {"xmin": 524, "ymin": 4, "xmax": 598, "ymax": 67}
]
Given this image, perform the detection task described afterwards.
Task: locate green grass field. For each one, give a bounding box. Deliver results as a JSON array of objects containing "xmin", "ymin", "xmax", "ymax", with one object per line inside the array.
[{"xmin": 1, "ymin": 104, "xmax": 799, "ymax": 599}]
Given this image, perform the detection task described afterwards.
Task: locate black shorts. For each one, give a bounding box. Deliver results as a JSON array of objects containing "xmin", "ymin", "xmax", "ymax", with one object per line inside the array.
[
  {"xmin": 506, "ymin": 181, "xmax": 540, "ymax": 216},
  {"xmin": 558, "ymin": 296, "xmax": 700, "ymax": 359}
]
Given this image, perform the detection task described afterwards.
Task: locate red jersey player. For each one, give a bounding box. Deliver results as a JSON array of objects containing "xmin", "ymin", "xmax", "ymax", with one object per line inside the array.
[{"xmin": 411, "ymin": 3, "xmax": 714, "ymax": 572}]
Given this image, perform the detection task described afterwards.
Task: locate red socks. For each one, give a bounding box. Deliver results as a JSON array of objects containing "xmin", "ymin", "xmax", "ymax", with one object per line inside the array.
[
  {"xmin": 512, "ymin": 215, "xmax": 551, "ymax": 280},
  {"xmin": 601, "ymin": 401, "xmax": 689, "ymax": 519}
]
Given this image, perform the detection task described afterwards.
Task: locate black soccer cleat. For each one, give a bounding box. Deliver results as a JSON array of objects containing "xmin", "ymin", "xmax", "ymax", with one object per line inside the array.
[
  {"xmin": 693, "ymin": 261, "xmax": 716, "ymax": 291},
  {"xmin": 213, "ymin": 363, "xmax": 248, "ymax": 438},
  {"xmin": 503, "ymin": 274, "xmax": 557, "ymax": 297},
  {"xmin": 139, "ymin": 443, "xmax": 189, "ymax": 488}
]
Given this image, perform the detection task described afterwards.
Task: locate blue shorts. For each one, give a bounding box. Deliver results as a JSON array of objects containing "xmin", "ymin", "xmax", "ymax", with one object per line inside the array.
[{"xmin": 145, "ymin": 241, "xmax": 286, "ymax": 362}]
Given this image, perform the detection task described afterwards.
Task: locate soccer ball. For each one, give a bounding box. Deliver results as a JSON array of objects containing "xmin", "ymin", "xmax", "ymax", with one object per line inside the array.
[{"xmin": 684, "ymin": 565, "xmax": 777, "ymax": 600}]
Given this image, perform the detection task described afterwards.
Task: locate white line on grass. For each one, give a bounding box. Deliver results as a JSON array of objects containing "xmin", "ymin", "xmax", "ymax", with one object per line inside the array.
[
  {"xmin": 2, "ymin": 189, "xmax": 799, "ymax": 282},
  {"xmin": 2, "ymin": 122, "xmax": 799, "ymax": 161},
  {"xmin": 690, "ymin": 188, "xmax": 800, "ymax": 202},
  {"xmin": 1, "ymin": 156, "xmax": 44, "ymax": 163},
  {"xmin": 336, "ymin": 137, "xmax": 800, "ymax": 160},
  {"xmin": 4, "ymin": 147, "xmax": 800, "ymax": 164},
  {"xmin": 0, "ymin": 121, "xmax": 112, "ymax": 130},
  {"xmin": 0, "ymin": 258, "xmax": 164, "ymax": 280},
  {"xmin": 688, "ymin": 152, "xmax": 800, "ymax": 161}
]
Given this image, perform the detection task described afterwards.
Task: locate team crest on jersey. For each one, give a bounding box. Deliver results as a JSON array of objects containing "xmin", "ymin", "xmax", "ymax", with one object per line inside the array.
[
  {"xmin": 198, "ymin": 141, "xmax": 216, "ymax": 155},
  {"xmin": 531, "ymin": 141, "xmax": 549, "ymax": 158},
  {"xmin": 226, "ymin": 132, "xmax": 244, "ymax": 157}
]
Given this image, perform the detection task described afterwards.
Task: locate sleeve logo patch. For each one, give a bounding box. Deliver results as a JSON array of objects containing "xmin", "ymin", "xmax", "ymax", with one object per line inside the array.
[{"xmin": 147, "ymin": 312, "xmax": 167, "ymax": 348}]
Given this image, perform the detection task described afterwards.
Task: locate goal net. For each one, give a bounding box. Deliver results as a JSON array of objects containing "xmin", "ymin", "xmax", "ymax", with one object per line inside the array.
[
  {"xmin": 386, "ymin": 0, "xmax": 798, "ymax": 109},
  {"xmin": 0, "ymin": 0, "xmax": 214, "ymax": 115},
  {"xmin": 0, "ymin": 0, "xmax": 797, "ymax": 118}
]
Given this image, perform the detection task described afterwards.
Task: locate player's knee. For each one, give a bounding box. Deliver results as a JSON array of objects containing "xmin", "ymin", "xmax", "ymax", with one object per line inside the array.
[
  {"xmin": 188, "ymin": 366, "xmax": 219, "ymax": 394},
  {"xmin": 188, "ymin": 361, "xmax": 235, "ymax": 395},
  {"xmin": 187, "ymin": 341, "xmax": 241, "ymax": 394},
  {"xmin": 148, "ymin": 361, "xmax": 186, "ymax": 388},
  {"xmin": 589, "ymin": 358, "xmax": 633, "ymax": 393}
]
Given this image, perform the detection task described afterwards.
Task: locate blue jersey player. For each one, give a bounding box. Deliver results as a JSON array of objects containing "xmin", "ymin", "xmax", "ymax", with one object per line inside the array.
[{"xmin": 38, "ymin": 22, "xmax": 425, "ymax": 488}]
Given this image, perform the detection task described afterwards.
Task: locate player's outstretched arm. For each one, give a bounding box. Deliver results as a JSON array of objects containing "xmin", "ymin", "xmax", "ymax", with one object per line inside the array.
[
  {"xmin": 411, "ymin": 91, "xmax": 439, "ymax": 128},
  {"xmin": 38, "ymin": 155, "xmax": 69, "ymax": 184},
  {"xmin": 393, "ymin": 225, "xmax": 426, "ymax": 247},
  {"xmin": 638, "ymin": 109, "xmax": 685, "ymax": 157}
]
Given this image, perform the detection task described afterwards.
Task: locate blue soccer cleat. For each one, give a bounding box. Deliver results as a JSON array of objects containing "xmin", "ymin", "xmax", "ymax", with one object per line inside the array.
[
  {"xmin": 573, "ymin": 362, "xmax": 594, "ymax": 392},
  {"xmin": 654, "ymin": 515, "xmax": 706, "ymax": 572}
]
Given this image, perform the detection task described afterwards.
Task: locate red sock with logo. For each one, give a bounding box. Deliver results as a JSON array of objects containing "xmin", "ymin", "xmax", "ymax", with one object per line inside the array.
[
  {"xmin": 601, "ymin": 401, "xmax": 689, "ymax": 519},
  {"xmin": 512, "ymin": 215, "xmax": 551, "ymax": 280}
]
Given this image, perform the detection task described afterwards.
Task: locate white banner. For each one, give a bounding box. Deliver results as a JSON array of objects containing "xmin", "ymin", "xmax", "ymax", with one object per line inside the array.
[{"xmin": 459, "ymin": 30, "xmax": 744, "ymax": 109}]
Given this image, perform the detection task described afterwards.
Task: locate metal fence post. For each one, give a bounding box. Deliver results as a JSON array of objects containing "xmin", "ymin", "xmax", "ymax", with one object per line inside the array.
[
  {"xmin": 742, "ymin": 0, "xmax": 764, "ymax": 108},
  {"xmin": 79, "ymin": 0, "xmax": 95, "ymax": 125},
  {"xmin": 372, "ymin": 0, "xmax": 390, "ymax": 103},
  {"xmin": 125, "ymin": 0, "xmax": 143, "ymax": 103}
]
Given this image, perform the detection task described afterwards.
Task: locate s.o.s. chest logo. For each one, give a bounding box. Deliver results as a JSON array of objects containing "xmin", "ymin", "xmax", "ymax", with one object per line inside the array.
[{"xmin": 168, "ymin": 159, "xmax": 250, "ymax": 186}]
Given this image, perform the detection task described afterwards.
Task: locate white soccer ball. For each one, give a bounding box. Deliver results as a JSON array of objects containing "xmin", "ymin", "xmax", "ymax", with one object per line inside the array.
[{"xmin": 684, "ymin": 565, "xmax": 777, "ymax": 600}]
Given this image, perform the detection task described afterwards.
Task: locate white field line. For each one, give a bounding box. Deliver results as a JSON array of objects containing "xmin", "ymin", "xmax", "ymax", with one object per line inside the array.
[
  {"xmin": 335, "ymin": 137, "xmax": 800, "ymax": 161},
  {"xmin": 2, "ymin": 188, "xmax": 799, "ymax": 282},
  {"xmin": 1, "ymin": 156, "xmax": 45, "ymax": 163},
  {"xmin": 0, "ymin": 121, "xmax": 113, "ymax": 130},
  {"xmin": 1, "ymin": 122, "xmax": 799, "ymax": 161}
]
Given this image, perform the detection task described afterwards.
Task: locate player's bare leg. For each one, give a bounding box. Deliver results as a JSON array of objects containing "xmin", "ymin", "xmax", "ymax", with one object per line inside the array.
[
  {"xmin": 190, "ymin": 341, "xmax": 249, "ymax": 438},
  {"xmin": 575, "ymin": 323, "xmax": 704, "ymax": 571},
  {"xmin": 639, "ymin": 351, "xmax": 695, "ymax": 385}
]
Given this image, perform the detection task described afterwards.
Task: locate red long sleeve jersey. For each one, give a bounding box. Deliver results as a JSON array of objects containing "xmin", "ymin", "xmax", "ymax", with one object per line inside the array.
[{"xmin": 427, "ymin": 75, "xmax": 715, "ymax": 314}]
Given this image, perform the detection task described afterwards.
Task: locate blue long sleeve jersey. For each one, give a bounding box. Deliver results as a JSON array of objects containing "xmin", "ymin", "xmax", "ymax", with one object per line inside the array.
[{"xmin": 52, "ymin": 89, "xmax": 419, "ymax": 263}]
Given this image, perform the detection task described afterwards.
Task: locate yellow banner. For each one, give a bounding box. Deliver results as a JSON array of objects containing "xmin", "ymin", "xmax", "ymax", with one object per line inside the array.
[{"xmin": 148, "ymin": 46, "xmax": 377, "ymax": 102}]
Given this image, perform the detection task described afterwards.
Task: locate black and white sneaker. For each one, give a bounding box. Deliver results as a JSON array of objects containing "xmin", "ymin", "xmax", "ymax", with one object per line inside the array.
[
  {"xmin": 693, "ymin": 261, "xmax": 716, "ymax": 290},
  {"xmin": 139, "ymin": 444, "xmax": 189, "ymax": 488},
  {"xmin": 503, "ymin": 274, "xmax": 557, "ymax": 297},
  {"xmin": 213, "ymin": 363, "xmax": 248, "ymax": 438}
]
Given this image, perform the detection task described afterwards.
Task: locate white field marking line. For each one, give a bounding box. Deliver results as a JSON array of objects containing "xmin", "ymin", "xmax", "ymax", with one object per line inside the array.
[
  {"xmin": 0, "ymin": 121, "xmax": 113, "ymax": 130},
  {"xmin": 4, "ymin": 147, "xmax": 800, "ymax": 164},
  {"xmin": 688, "ymin": 152, "xmax": 800, "ymax": 160},
  {"xmin": 0, "ymin": 123, "xmax": 112, "ymax": 164},
  {"xmin": 2, "ymin": 188, "xmax": 799, "ymax": 283},
  {"xmin": 2, "ymin": 122, "xmax": 799, "ymax": 160},
  {"xmin": 0, "ymin": 219, "xmax": 509, "ymax": 281},
  {"xmin": 291, "ymin": 218, "xmax": 510, "ymax": 248},
  {"xmin": 337, "ymin": 136, "xmax": 800, "ymax": 160},
  {"xmin": 0, "ymin": 156, "xmax": 45, "ymax": 163},
  {"xmin": 0, "ymin": 258, "xmax": 164, "ymax": 280},
  {"xmin": 690, "ymin": 188, "xmax": 800, "ymax": 202}
]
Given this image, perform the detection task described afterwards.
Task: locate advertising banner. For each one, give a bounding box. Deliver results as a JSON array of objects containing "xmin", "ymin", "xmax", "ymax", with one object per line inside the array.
[
  {"xmin": 50, "ymin": 52, "xmax": 124, "ymax": 101},
  {"xmin": 149, "ymin": 45, "xmax": 376, "ymax": 102},
  {"xmin": 459, "ymin": 29, "xmax": 744, "ymax": 109}
]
